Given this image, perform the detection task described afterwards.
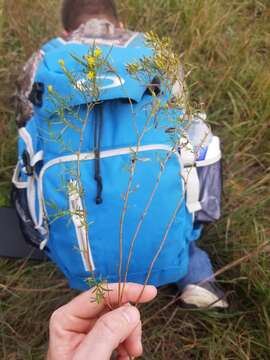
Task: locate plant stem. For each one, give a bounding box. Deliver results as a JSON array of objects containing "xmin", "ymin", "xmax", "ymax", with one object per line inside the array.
[
  {"xmin": 120, "ymin": 149, "xmax": 175, "ymax": 303},
  {"xmin": 135, "ymin": 192, "xmax": 186, "ymax": 306},
  {"xmin": 76, "ymin": 103, "xmax": 94, "ymax": 273},
  {"xmin": 117, "ymin": 104, "xmax": 159, "ymax": 305}
]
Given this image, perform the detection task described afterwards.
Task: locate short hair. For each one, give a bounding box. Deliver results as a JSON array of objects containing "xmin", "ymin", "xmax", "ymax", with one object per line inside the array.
[{"xmin": 61, "ymin": 0, "xmax": 119, "ymax": 32}]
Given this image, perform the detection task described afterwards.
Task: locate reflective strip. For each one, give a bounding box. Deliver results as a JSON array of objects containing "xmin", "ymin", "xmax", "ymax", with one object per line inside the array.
[
  {"xmin": 19, "ymin": 128, "xmax": 34, "ymax": 157},
  {"xmin": 37, "ymin": 143, "xmax": 207, "ymax": 228},
  {"xmin": 179, "ymin": 138, "xmax": 201, "ymax": 212},
  {"xmin": 68, "ymin": 180, "xmax": 95, "ymax": 272},
  {"xmin": 30, "ymin": 150, "xmax": 44, "ymax": 167},
  {"xmin": 40, "ymin": 239, "xmax": 48, "ymax": 250},
  {"xmin": 37, "ymin": 144, "xmax": 185, "ymax": 228},
  {"xmin": 39, "ymin": 145, "xmax": 174, "ymax": 177},
  {"xmin": 27, "ymin": 176, "xmax": 38, "ymax": 227},
  {"xmin": 12, "ymin": 162, "xmax": 28, "ymax": 189},
  {"xmin": 39, "ymin": 225, "xmax": 50, "ymax": 250},
  {"xmin": 12, "ymin": 163, "xmax": 39, "ymax": 228},
  {"xmin": 18, "ymin": 129, "xmax": 44, "ymax": 229},
  {"xmin": 183, "ymin": 167, "xmax": 202, "ymax": 213},
  {"xmin": 13, "ymin": 161, "xmax": 43, "ymax": 231},
  {"xmin": 180, "ymin": 137, "xmax": 196, "ymax": 167}
]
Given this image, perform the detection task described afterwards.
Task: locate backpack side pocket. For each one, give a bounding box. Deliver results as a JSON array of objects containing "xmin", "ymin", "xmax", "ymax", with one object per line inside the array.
[
  {"xmin": 196, "ymin": 136, "xmax": 222, "ymax": 223},
  {"xmin": 11, "ymin": 163, "xmax": 44, "ymax": 248}
]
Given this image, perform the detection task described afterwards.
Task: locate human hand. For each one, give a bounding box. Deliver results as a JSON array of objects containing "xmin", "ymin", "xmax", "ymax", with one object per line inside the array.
[{"xmin": 47, "ymin": 283, "xmax": 157, "ymax": 360}]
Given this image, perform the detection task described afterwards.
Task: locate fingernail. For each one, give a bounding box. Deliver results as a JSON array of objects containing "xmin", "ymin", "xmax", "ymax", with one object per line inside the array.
[
  {"xmin": 147, "ymin": 285, "xmax": 158, "ymax": 293},
  {"xmin": 121, "ymin": 305, "xmax": 139, "ymax": 324}
]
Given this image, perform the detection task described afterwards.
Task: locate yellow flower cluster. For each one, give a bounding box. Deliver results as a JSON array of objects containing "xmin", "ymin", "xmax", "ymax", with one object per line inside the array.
[
  {"xmin": 48, "ymin": 85, "xmax": 53, "ymax": 93},
  {"xmin": 87, "ymin": 71, "xmax": 96, "ymax": 80},
  {"xmin": 85, "ymin": 55, "xmax": 95, "ymax": 67},
  {"xmin": 85, "ymin": 47, "xmax": 103, "ymax": 81},
  {"xmin": 57, "ymin": 47, "xmax": 102, "ymax": 83},
  {"xmin": 58, "ymin": 59, "xmax": 65, "ymax": 68},
  {"xmin": 94, "ymin": 48, "xmax": 102, "ymax": 57}
]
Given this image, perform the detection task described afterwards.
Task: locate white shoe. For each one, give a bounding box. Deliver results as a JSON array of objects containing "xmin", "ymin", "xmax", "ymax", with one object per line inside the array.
[{"xmin": 180, "ymin": 283, "xmax": 229, "ymax": 309}]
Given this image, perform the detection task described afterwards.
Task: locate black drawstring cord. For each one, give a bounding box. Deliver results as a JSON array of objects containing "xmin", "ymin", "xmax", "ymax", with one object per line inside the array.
[{"xmin": 94, "ymin": 105, "xmax": 103, "ymax": 205}]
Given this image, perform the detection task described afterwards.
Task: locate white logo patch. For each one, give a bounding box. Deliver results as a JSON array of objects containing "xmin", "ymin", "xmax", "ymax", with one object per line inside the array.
[{"xmin": 76, "ymin": 75, "xmax": 125, "ymax": 92}]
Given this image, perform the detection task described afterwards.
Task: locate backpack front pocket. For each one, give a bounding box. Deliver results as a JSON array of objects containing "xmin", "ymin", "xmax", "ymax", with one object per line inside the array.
[
  {"xmin": 38, "ymin": 144, "xmax": 195, "ymax": 289},
  {"xmin": 195, "ymin": 136, "xmax": 222, "ymax": 223}
]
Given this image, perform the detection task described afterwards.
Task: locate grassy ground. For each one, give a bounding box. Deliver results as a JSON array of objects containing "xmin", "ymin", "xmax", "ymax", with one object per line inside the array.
[{"xmin": 0, "ymin": 0, "xmax": 270, "ymax": 359}]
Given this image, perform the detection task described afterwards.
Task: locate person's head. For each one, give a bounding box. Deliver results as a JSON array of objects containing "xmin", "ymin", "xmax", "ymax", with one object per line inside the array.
[{"xmin": 61, "ymin": 0, "xmax": 119, "ymax": 33}]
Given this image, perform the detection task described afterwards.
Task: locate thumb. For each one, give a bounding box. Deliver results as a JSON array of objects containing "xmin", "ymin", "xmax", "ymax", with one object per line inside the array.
[{"xmin": 74, "ymin": 304, "xmax": 141, "ymax": 360}]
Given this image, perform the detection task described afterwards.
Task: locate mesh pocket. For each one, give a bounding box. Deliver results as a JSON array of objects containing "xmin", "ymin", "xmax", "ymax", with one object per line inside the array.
[{"xmin": 195, "ymin": 160, "xmax": 222, "ymax": 223}]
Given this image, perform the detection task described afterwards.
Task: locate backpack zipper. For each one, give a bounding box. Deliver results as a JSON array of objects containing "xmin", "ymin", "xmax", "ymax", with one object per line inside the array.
[
  {"xmin": 93, "ymin": 105, "xmax": 104, "ymax": 205},
  {"xmin": 37, "ymin": 144, "xmax": 183, "ymax": 230}
]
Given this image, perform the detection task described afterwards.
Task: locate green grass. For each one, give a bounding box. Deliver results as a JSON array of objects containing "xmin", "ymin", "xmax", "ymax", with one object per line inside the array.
[{"xmin": 0, "ymin": 0, "xmax": 270, "ymax": 358}]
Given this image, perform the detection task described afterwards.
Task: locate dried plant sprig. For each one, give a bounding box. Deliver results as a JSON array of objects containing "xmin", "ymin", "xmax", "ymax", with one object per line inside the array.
[
  {"xmin": 46, "ymin": 34, "xmax": 205, "ymax": 308},
  {"xmin": 86, "ymin": 276, "xmax": 112, "ymax": 305},
  {"xmin": 119, "ymin": 33, "xmax": 195, "ymax": 304}
]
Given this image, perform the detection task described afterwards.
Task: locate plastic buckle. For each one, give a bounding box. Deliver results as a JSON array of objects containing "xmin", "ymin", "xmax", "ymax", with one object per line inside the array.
[{"xmin": 22, "ymin": 150, "xmax": 34, "ymax": 176}]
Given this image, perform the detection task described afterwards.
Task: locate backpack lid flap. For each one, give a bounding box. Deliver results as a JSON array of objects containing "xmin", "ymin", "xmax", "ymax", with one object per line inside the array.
[{"xmin": 34, "ymin": 42, "xmax": 155, "ymax": 116}]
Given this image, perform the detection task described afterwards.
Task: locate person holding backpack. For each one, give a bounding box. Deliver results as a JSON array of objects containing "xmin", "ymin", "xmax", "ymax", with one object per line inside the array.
[{"xmin": 13, "ymin": 0, "xmax": 228, "ymax": 309}]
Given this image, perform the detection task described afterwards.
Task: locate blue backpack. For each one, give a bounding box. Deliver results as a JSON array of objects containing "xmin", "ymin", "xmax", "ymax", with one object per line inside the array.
[{"xmin": 12, "ymin": 33, "xmax": 221, "ymax": 290}]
